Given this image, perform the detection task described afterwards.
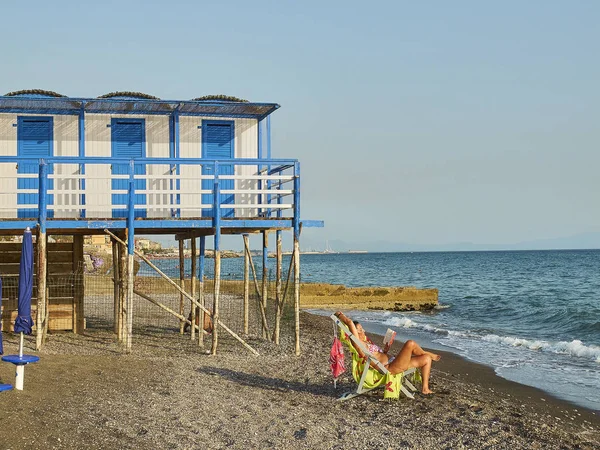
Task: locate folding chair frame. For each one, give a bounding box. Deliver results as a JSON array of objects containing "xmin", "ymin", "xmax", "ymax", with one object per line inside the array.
[{"xmin": 331, "ymin": 314, "xmax": 419, "ymax": 401}]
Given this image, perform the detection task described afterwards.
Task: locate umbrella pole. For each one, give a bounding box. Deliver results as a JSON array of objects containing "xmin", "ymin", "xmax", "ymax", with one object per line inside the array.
[{"xmin": 19, "ymin": 332, "xmax": 23, "ymax": 358}]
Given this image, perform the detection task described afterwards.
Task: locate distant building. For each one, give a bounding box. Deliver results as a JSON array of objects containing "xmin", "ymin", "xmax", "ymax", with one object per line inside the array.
[{"xmin": 135, "ymin": 238, "xmax": 161, "ymax": 251}]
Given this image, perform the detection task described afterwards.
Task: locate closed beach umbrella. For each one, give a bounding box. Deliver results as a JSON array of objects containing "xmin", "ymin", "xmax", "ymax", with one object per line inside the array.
[
  {"xmin": 14, "ymin": 228, "xmax": 34, "ymax": 350},
  {"xmin": 0, "ymin": 227, "xmax": 39, "ymax": 391}
]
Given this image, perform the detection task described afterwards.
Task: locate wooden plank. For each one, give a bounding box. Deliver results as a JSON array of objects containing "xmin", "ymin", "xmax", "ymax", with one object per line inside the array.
[
  {"xmin": 73, "ymin": 235, "xmax": 84, "ymax": 334},
  {"xmin": 0, "ymin": 242, "xmax": 73, "ymax": 252},
  {"xmin": 0, "ymin": 252, "xmax": 73, "ymax": 264}
]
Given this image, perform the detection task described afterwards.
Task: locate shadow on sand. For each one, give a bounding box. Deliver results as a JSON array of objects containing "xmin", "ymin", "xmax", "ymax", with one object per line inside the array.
[{"xmin": 197, "ymin": 366, "xmax": 334, "ymax": 397}]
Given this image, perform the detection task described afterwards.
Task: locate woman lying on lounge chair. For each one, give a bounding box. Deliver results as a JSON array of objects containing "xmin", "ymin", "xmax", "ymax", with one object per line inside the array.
[{"xmin": 334, "ymin": 311, "xmax": 440, "ymax": 395}]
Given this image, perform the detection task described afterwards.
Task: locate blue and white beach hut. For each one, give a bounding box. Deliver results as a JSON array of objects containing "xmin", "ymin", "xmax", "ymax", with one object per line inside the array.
[{"xmin": 0, "ymin": 90, "xmax": 323, "ymax": 356}]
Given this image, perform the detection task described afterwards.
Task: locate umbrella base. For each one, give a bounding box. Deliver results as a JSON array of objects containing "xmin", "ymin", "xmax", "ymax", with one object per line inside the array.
[{"xmin": 1, "ymin": 355, "xmax": 39, "ymax": 391}]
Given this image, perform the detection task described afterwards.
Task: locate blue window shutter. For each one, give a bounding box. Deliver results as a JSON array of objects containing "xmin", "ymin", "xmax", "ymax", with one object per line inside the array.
[
  {"xmin": 111, "ymin": 119, "xmax": 146, "ymax": 218},
  {"xmin": 201, "ymin": 120, "xmax": 235, "ymax": 218},
  {"xmin": 17, "ymin": 117, "xmax": 54, "ymax": 218}
]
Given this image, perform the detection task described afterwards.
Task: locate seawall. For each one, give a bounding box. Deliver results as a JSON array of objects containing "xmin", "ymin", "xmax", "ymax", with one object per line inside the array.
[{"xmin": 300, "ymin": 283, "xmax": 438, "ymax": 311}]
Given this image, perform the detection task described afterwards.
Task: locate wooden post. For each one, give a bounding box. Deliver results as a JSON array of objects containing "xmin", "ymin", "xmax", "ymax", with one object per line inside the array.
[
  {"xmin": 35, "ymin": 228, "xmax": 46, "ymax": 351},
  {"xmin": 178, "ymin": 239, "xmax": 185, "ymax": 334},
  {"xmin": 72, "ymin": 235, "xmax": 85, "ymax": 334},
  {"xmin": 112, "ymin": 238, "xmax": 120, "ymax": 334},
  {"xmin": 243, "ymin": 234, "xmax": 249, "ymax": 334},
  {"xmin": 119, "ymin": 231, "xmax": 127, "ymax": 342},
  {"xmin": 212, "ymin": 245, "xmax": 221, "ymax": 355},
  {"xmin": 261, "ymin": 231, "xmax": 269, "ymax": 339},
  {"xmin": 273, "ymin": 230, "xmax": 282, "ymax": 344},
  {"xmin": 126, "ymin": 253, "xmax": 134, "ymax": 352},
  {"xmin": 190, "ymin": 238, "xmax": 197, "ymax": 341},
  {"xmin": 198, "ymin": 236, "xmax": 206, "ymax": 347},
  {"xmin": 294, "ymin": 237, "xmax": 301, "ymax": 356}
]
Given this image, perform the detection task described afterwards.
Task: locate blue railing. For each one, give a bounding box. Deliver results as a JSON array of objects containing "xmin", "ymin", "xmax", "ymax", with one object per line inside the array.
[{"xmin": 0, "ymin": 157, "xmax": 300, "ymax": 229}]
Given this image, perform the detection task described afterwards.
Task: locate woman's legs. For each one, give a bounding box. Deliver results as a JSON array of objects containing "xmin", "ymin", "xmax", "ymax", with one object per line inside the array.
[{"xmin": 387, "ymin": 340, "xmax": 438, "ymax": 394}]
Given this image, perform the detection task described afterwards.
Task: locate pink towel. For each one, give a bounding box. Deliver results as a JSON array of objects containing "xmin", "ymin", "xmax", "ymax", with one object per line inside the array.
[{"xmin": 329, "ymin": 336, "xmax": 346, "ymax": 381}]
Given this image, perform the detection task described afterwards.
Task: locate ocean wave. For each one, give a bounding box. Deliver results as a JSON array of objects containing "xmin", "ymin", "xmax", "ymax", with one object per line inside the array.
[
  {"xmin": 383, "ymin": 316, "xmax": 469, "ymax": 338},
  {"xmin": 380, "ymin": 313, "xmax": 600, "ymax": 363},
  {"xmin": 434, "ymin": 304, "xmax": 451, "ymax": 310},
  {"xmin": 482, "ymin": 334, "xmax": 600, "ymax": 361}
]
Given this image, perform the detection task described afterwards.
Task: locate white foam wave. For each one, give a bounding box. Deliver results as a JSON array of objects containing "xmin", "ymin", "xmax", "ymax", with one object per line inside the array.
[
  {"xmin": 380, "ymin": 313, "xmax": 600, "ymax": 363},
  {"xmin": 482, "ymin": 334, "xmax": 600, "ymax": 361},
  {"xmin": 383, "ymin": 315, "xmax": 469, "ymax": 338},
  {"xmin": 434, "ymin": 304, "xmax": 451, "ymax": 310},
  {"xmin": 386, "ymin": 317, "xmax": 417, "ymax": 328}
]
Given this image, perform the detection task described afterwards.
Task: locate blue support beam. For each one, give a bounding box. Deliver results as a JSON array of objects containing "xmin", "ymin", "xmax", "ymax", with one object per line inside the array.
[
  {"xmin": 293, "ymin": 162, "xmax": 301, "ymax": 240},
  {"xmin": 79, "ymin": 108, "xmax": 86, "ymax": 218},
  {"xmin": 213, "ymin": 162, "xmax": 221, "ymax": 251},
  {"xmin": 174, "ymin": 112, "xmax": 181, "ymax": 217},
  {"xmin": 257, "ymin": 119, "xmax": 263, "ymax": 216},
  {"xmin": 38, "ymin": 161, "xmax": 48, "ymax": 234},
  {"xmin": 127, "ymin": 160, "xmax": 135, "ymax": 255}
]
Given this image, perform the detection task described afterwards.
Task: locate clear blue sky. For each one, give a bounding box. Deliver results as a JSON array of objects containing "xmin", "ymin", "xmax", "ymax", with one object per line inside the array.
[{"xmin": 2, "ymin": 1, "xmax": 598, "ymax": 250}]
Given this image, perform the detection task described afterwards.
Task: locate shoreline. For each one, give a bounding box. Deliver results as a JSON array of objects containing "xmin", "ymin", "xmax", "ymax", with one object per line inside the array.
[
  {"xmin": 0, "ymin": 311, "xmax": 598, "ymax": 448},
  {"xmin": 320, "ymin": 310, "xmax": 599, "ymax": 421},
  {"xmin": 371, "ymin": 323, "xmax": 600, "ymax": 421}
]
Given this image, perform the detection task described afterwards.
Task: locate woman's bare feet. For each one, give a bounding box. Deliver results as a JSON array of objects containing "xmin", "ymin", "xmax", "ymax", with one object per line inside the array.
[
  {"xmin": 426, "ymin": 352, "xmax": 441, "ymax": 362},
  {"xmin": 421, "ymin": 387, "xmax": 434, "ymax": 395}
]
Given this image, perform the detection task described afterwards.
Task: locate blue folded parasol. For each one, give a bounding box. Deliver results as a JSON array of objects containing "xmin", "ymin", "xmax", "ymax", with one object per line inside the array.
[{"xmin": 14, "ymin": 228, "xmax": 34, "ymax": 338}]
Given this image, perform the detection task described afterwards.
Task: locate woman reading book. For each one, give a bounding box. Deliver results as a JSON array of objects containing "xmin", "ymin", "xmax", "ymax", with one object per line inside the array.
[{"xmin": 334, "ymin": 311, "xmax": 440, "ymax": 395}]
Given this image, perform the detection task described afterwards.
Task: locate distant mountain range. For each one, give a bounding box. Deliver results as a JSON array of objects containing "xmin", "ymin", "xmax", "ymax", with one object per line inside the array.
[
  {"xmin": 150, "ymin": 231, "xmax": 600, "ymax": 253},
  {"xmin": 301, "ymin": 231, "xmax": 600, "ymax": 253}
]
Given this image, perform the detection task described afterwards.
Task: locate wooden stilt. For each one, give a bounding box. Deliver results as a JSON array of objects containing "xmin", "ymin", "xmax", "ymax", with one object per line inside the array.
[
  {"xmin": 178, "ymin": 239, "xmax": 185, "ymax": 334},
  {"xmin": 119, "ymin": 232, "xmax": 127, "ymax": 342},
  {"xmin": 198, "ymin": 236, "xmax": 206, "ymax": 347},
  {"xmin": 43, "ymin": 284, "xmax": 50, "ymax": 343},
  {"xmin": 211, "ymin": 245, "xmax": 221, "ymax": 355},
  {"xmin": 261, "ymin": 231, "xmax": 269, "ymax": 339},
  {"xmin": 73, "ymin": 235, "xmax": 85, "ymax": 334},
  {"xmin": 273, "ymin": 230, "xmax": 282, "ymax": 344},
  {"xmin": 112, "ymin": 238, "xmax": 120, "ymax": 335},
  {"xmin": 190, "ymin": 238, "xmax": 197, "ymax": 341},
  {"xmin": 35, "ymin": 228, "xmax": 46, "ymax": 351},
  {"xmin": 294, "ymin": 237, "xmax": 301, "ymax": 356},
  {"xmin": 126, "ymin": 254, "xmax": 134, "ymax": 353},
  {"xmin": 243, "ymin": 234, "xmax": 249, "ymax": 334}
]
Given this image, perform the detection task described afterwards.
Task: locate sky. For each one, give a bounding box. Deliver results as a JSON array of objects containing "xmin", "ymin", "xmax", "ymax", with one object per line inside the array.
[{"xmin": 2, "ymin": 1, "xmax": 599, "ymax": 250}]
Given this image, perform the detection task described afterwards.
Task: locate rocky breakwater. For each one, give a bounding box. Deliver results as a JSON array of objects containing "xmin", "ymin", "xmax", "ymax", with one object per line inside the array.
[{"xmin": 300, "ymin": 283, "xmax": 438, "ymax": 311}]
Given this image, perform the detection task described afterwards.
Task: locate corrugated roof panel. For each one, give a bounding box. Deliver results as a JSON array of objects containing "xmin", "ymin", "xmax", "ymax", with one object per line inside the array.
[{"xmin": 0, "ymin": 96, "xmax": 279, "ymax": 119}]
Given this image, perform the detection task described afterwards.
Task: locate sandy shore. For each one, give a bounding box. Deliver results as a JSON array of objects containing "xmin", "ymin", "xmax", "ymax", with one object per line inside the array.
[{"xmin": 0, "ymin": 312, "xmax": 598, "ymax": 449}]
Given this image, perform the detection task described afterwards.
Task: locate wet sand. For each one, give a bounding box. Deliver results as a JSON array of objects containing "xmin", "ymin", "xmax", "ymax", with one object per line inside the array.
[{"xmin": 0, "ymin": 312, "xmax": 598, "ymax": 449}]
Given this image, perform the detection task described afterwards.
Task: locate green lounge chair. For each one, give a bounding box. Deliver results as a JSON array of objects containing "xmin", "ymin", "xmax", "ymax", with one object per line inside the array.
[{"xmin": 330, "ymin": 314, "xmax": 420, "ymax": 401}]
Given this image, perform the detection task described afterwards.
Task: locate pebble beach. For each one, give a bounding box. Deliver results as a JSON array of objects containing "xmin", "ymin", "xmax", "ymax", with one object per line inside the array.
[{"xmin": 0, "ymin": 312, "xmax": 598, "ymax": 449}]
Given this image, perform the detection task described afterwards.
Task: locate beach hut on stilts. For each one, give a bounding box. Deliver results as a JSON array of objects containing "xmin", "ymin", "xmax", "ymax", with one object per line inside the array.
[{"xmin": 0, "ymin": 90, "xmax": 323, "ymax": 358}]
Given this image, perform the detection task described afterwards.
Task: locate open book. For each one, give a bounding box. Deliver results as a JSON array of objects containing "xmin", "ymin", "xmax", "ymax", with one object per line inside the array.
[{"xmin": 383, "ymin": 328, "xmax": 396, "ymax": 347}]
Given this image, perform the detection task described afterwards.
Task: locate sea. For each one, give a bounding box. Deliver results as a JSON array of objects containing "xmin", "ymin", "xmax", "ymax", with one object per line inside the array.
[{"xmin": 141, "ymin": 250, "xmax": 600, "ymax": 411}]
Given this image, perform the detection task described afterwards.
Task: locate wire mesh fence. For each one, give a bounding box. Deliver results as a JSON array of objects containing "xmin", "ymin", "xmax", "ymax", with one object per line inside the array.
[
  {"xmin": 83, "ymin": 252, "xmax": 296, "ymax": 343},
  {"xmin": 1, "ymin": 272, "xmax": 82, "ymax": 332}
]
